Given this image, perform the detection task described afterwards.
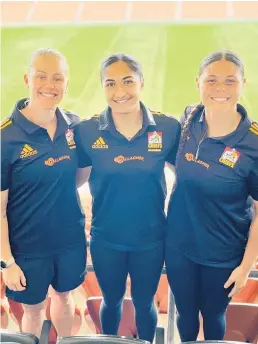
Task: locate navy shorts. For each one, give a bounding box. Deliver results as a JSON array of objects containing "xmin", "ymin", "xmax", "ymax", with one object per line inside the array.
[{"xmin": 6, "ymin": 244, "xmax": 87, "ymax": 305}]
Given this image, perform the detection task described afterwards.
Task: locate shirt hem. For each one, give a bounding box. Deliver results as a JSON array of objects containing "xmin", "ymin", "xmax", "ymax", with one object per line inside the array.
[{"xmin": 165, "ymin": 242, "xmax": 241, "ymax": 268}]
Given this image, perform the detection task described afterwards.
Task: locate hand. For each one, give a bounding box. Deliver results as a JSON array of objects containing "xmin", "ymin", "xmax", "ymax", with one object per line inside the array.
[
  {"xmin": 224, "ymin": 265, "xmax": 249, "ymax": 298},
  {"xmin": 2, "ymin": 263, "xmax": 26, "ymax": 291}
]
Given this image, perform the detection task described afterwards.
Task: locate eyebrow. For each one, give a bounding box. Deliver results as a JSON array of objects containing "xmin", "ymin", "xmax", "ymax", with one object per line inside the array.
[
  {"xmin": 207, "ymin": 74, "xmax": 236, "ymax": 78},
  {"xmin": 104, "ymin": 76, "xmax": 134, "ymax": 82},
  {"xmin": 35, "ymin": 70, "xmax": 63, "ymax": 76}
]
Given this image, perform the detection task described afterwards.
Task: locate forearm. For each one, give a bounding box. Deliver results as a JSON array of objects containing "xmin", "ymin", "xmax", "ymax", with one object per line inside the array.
[
  {"xmin": 240, "ymin": 215, "xmax": 258, "ymax": 273},
  {"xmin": 1, "ymin": 215, "xmax": 13, "ymax": 260}
]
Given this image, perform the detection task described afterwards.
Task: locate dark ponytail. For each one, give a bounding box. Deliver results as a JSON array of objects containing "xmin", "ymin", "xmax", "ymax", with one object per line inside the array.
[{"xmin": 175, "ymin": 104, "xmax": 203, "ymax": 167}]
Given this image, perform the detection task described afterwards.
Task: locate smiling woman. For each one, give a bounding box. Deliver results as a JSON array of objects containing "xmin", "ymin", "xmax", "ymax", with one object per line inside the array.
[
  {"xmin": 165, "ymin": 50, "xmax": 258, "ymax": 342},
  {"xmin": 1, "ymin": 48, "xmax": 86, "ymax": 338},
  {"xmin": 100, "ymin": 53, "xmax": 144, "ymax": 140},
  {"xmin": 75, "ymin": 53, "xmax": 181, "ymax": 342},
  {"xmin": 24, "ymin": 48, "xmax": 69, "ymax": 118}
]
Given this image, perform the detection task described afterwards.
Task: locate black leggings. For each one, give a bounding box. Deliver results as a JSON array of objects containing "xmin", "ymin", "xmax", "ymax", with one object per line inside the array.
[
  {"xmin": 90, "ymin": 240, "xmax": 164, "ymax": 342},
  {"xmin": 165, "ymin": 246, "xmax": 233, "ymax": 341}
]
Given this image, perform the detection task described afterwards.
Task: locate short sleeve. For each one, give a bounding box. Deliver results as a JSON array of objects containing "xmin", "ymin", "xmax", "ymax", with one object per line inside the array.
[
  {"xmin": 248, "ymin": 159, "xmax": 258, "ymax": 201},
  {"xmin": 1, "ymin": 142, "xmax": 11, "ymax": 191},
  {"xmin": 166, "ymin": 121, "xmax": 181, "ymax": 165},
  {"xmin": 74, "ymin": 123, "xmax": 92, "ymax": 168}
]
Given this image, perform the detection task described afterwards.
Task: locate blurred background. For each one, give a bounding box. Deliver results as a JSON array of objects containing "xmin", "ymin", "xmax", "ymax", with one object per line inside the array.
[{"xmin": 1, "ymin": 1, "xmax": 258, "ymax": 121}]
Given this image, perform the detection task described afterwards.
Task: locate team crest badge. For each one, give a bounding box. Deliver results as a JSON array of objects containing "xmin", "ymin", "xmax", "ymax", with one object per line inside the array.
[
  {"xmin": 219, "ymin": 147, "xmax": 241, "ymax": 168},
  {"xmin": 65, "ymin": 129, "xmax": 76, "ymax": 147},
  {"xmin": 148, "ymin": 132, "xmax": 162, "ymax": 152}
]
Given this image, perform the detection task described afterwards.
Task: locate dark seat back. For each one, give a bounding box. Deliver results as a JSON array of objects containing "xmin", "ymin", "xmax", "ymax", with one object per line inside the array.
[
  {"xmin": 57, "ymin": 335, "xmax": 150, "ymax": 344},
  {"xmin": 180, "ymin": 341, "xmax": 249, "ymax": 344},
  {"xmin": 224, "ymin": 302, "xmax": 258, "ymax": 343},
  {"xmin": 0, "ymin": 330, "xmax": 38, "ymax": 344}
]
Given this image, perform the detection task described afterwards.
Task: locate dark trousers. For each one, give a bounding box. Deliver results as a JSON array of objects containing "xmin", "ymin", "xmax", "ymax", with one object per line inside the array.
[
  {"xmin": 90, "ymin": 240, "xmax": 164, "ymax": 342},
  {"xmin": 165, "ymin": 246, "xmax": 233, "ymax": 341}
]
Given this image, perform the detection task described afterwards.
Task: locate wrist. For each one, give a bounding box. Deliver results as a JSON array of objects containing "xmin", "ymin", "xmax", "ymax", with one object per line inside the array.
[
  {"xmin": 0, "ymin": 257, "xmax": 15, "ymax": 270},
  {"xmin": 239, "ymin": 262, "xmax": 252, "ymax": 275}
]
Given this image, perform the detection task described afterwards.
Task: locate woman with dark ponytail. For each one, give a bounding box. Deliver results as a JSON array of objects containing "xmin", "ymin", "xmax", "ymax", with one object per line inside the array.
[
  {"xmin": 166, "ymin": 50, "xmax": 258, "ymax": 341},
  {"xmin": 76, "ymin": 53, "xmax": 181, "ymax": 342}
]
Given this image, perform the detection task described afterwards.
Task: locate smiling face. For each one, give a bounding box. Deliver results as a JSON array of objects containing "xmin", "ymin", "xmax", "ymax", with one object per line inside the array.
[
  {"xmin": 102, "ymin": 60, "xmax": 143, "ymax": 114},
  {"xmin": 24, "ymin": 54, "xmax": 69, "ymax": 110},
  {"xmin": 197, "ymin": 59, "xmax": 245, "ymax": 112}
]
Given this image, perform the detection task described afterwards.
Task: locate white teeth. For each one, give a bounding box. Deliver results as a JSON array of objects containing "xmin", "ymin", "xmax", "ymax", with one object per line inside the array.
[
  {"xmin": 40, "ymin": 93, "xmax": 56, "ymax": 98},
  {"xmin": 115, "ymin": 99, "xmax": 128, "ymax": 103},
  {"xmin": 212, "ymin": 97, "xmax": 229, "ymax": 102}
]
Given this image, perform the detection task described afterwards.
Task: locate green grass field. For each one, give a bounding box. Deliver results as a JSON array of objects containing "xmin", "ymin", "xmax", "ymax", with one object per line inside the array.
[{"xmin": 1, "ymin": 21, "xmax": 258, "ymax": 121}]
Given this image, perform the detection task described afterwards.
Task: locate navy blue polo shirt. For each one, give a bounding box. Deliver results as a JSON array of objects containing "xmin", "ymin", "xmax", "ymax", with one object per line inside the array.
[
  {"xmin": 166, "ymin": 104, "xmax": 258, "ymax": 268},
  {"xmin": 1, "ymin": 99, "xmax": 85, "ymax": 256},
  {"xmin": 75, "ymin": 102, "xmax": 180, "ymax": 251}
]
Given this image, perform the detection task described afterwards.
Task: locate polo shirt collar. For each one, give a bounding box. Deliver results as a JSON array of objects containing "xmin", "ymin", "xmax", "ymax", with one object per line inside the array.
[
  {"xmin": 198, "ymin": 103, "xmax": 251, "ymax": 146},
  {"xmin": 98, "ymin": 101, "xmax": 156, "ymax": 132},
  {"xmin": 12, "ymin": 98, "xmax": 71, "ymax": 134}
]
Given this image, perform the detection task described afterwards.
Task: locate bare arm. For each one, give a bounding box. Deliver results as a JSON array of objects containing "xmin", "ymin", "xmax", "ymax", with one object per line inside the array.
[
  {"xmin": 76, "ymin": 167, "xmax": 92, "ymax": 188},
  {"xmin": 239, "ymin": 200, "xmax": 258, "ymax": 272},
  {"xmin": 1, "ymin": 190, "xmax": 12, "ymax": 261},
  {"xmin": 1, "ymin": 190, "xmax": 26, "ymax": 291},
  {"xmin": 224, "ymin": 200, "xmax": 258, "ymax": 297}
]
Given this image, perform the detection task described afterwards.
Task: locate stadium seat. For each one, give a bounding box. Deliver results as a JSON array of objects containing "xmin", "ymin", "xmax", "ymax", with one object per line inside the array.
[
  {"xmin": 179, "ymin": 341, "xmax": 249, "ymax": 344},
  {"xmin": 57, "ymin": 334, "xmax": 150, "ymax": 344},
  {"xmin": 0, "ymin": 319, "xmax": 51, "ymax": 344},
  {"xmin": 224, "ymin": 303, "xmax": 258, "ymax": 343},
  {"xmin": 86, "ymin": 297, "xmax": 165, "ymax": 344},
  {"xmin": 232, "ymin": 278, "xmax": 258, "ymax": 303},
  {"xmin": 0, "ymin": 330, "xmax": 38, "ymax": 344}
]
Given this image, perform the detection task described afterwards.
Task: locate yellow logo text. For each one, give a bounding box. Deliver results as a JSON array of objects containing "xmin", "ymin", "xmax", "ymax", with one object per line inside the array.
[
  {"xmin": 114, "ymin": 155, "xmax": 144, "ymax": 164},
  {"xmin": 45, "ymin": 155, "xmax": 71, "ymax": 167},
  {"xmin": 185, "ymin": 153, "xmax": 209, "ymax": 169}
]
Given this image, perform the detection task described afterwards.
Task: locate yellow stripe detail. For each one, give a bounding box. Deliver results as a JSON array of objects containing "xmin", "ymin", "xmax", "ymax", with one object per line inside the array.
[
  {"xmin": 1, "ymin": 118, "xmax": 11, "ymax": 126},
  {"xmin": 96, "ymin": 139, "xmax": 102, "ymax": 145},
  {"xmin": 92, "ymin": 114, "xmax": 100, "ymax": 119},
  {"xmin": 151, "ymin": 110, "xmax": 162, "ymax": 116},
  {"xmin": 1, "ymin": 120, "xmax": 12, "ymax": 130},
  {"xmin": 24, "ymin": 144, "xmax": 33, "ymax": 151},
  {"xmin": 22, "ymin": 147, "xmax": 30, "ymax": 154},
  {"xmin": 249, "ymin": 127, "xmax": 258, "ymax": 136},
  {"xmin": 99, "ymin": 137, "xmax": 105, "ymax": 144},
  {"xmin": 251, "ymin": 122, "xmax": 258, "ymax": 130}
]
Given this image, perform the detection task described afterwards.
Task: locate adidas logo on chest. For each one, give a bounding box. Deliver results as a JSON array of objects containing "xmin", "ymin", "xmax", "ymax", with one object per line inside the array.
[
  {"xmin": 20, "ymin": 144, "xmax": 38, "ymax": 158},
  {"xmin": 92, "ymin": 137, "xmax": 108, "ymax": 149}
]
